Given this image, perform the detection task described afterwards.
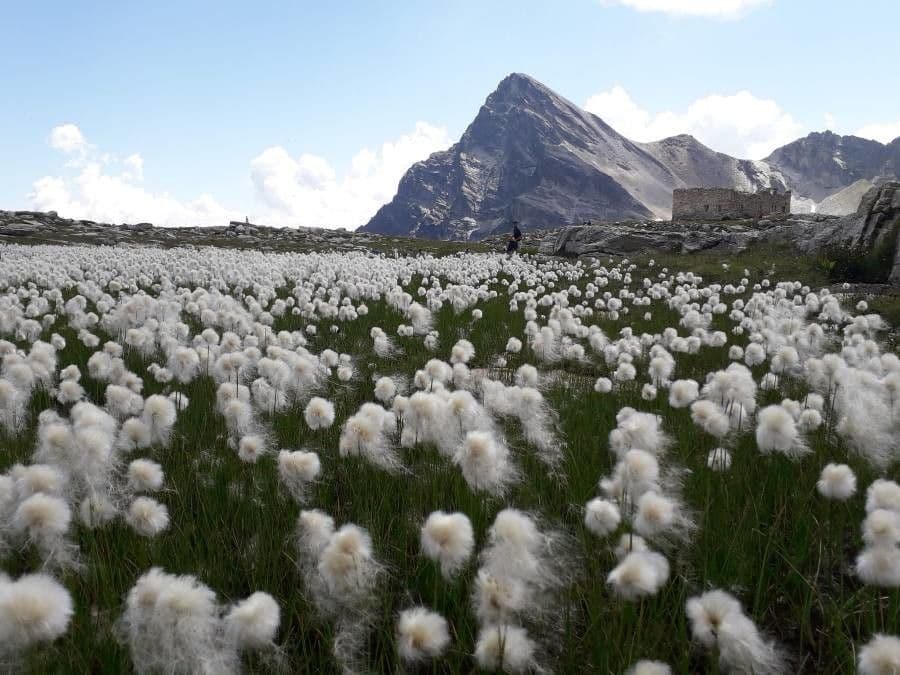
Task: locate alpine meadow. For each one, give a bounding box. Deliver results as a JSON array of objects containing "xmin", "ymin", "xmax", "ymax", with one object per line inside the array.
[{"xmin": 0, "ymin": 242, "xmax": 897, "ymax": 674}]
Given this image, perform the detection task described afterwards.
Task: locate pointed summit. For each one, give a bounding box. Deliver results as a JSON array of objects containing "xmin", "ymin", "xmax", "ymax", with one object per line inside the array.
[{"xmin": 361, "ymin": 74, "xmax": 791, "ymax": 240}]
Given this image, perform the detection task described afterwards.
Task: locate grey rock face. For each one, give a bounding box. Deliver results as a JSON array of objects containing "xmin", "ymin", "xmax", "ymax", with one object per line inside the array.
[
  {"xmin": 362, "ymin": 73, "xmax": 788, "ymax": 241},
  {"xmin": 765, "ymin": 131, "xmax": 900, "ymax": 202},
  {"xmin": 541, "ymin": 182, "xmax": 900, "ymax": 286}
]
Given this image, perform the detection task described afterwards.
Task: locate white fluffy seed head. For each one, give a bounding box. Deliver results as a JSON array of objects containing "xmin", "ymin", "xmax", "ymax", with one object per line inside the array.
[
  {"xmin": 867, "ymin": 480, "xmax": 900, "ymax": 514},
  {"xmin": 0, "ymin": 573, "xmax": 74, "ymax": 649},
  {"xmin": 303, "ymin": 397, "xmax": 335, "ymax": 430},
  {"xmin": 816, "ymin": 463, "xmax": 857, "ymax": 500},
  {"xmin": 420, "ymin": 511, "xmax": 475, "ymax": 579},
  {"xmin": 584, "ymin": 498, "xmax": 621, "ymax": 538},
  {"xmin": 278, "ymin": 450, "xmax": 321, "ymax": 483},
  {"xmin": 13, "ymin": 493, "xmax": 71, "ymax": 539},
  {"xmin": 128, "ymin": 459, "xmax": 164, "ymax": 492},
  {"xmin": 858, "ymin": 633, "xmax": 900, "ymax": 675},
  {"xmin": 395, "ymin": 607, "xmax": 450, "ymax": 663},
  {"xmin": 224, "ymin": 591, "xmax": 280, "ymax": 650},
  {"xmin": 237, "ymin": 435, "xmax": 267, "ymax": 463},
  {"xmin": 126, "ymin": 497, "xmax": 169, "ymax": 537},
  {"xmin": 474, "ymin": 624, "xmax": 536, "ymax": 674},
  {"xmin": 606, "ymin": 551, "xmax": 670, "ymax": 600}
]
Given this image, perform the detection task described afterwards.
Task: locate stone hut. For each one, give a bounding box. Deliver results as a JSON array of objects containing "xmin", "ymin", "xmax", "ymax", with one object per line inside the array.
[{"xmin": 672, "ymin": 187, "xmax": 791, "ymax": 221}]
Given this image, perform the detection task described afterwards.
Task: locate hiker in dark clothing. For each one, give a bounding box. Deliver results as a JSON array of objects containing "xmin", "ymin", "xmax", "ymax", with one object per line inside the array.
[{"xmin": 506, "ymin": 221, "xmax": 523, "ymax": 255}]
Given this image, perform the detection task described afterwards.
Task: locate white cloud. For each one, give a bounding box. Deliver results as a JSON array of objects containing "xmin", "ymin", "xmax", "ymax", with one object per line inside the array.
[
  {"xmin": 31, "ymin": 131, "xmax": 240, "ymax": 226},
  {"xmin": 584, "ymin": 85, "xmax": 804, "ymax": 159},
  {"xmin": 250, "ymin": 121, "xmax": 451, "ymax": 229},
  {"xmin": 854, "ymin": 120, "xmax": 900, "ymax": 144},
  {"xmin": 602, "ymin": 0, "xmax": 772, "ymax": 18},
  {"xmin": 48, "ymin": 123, "xmax": 88, "ymax": 154}
]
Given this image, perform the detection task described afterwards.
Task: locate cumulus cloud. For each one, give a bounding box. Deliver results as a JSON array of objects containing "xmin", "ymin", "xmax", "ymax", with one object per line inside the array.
[
  {"xmin": 583, "ymin": 85, "xmax": 804, "ymax": 158},
  {"xmin": 48, "ymin": 124, "xmax": 88, "ymax": 154},
  {"xmin": 854, "ymin": 120, "xmax": 900, "ymax": 144},
  {"xmin": 250, "ymin": 121, "xmax": 451, "ymax": 229},
  {"xmin": 601, "ymin": 0, "xmax": 772, "ymax": 18},
  {"xmin": 31, "ymin": 125, "xmax": 240, "ymax": 226}
]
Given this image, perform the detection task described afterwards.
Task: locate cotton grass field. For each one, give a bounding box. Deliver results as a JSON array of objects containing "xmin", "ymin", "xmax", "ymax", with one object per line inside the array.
[{"xmin": 0, "ymin": 242, "xmax": 898, "ymax": 674}]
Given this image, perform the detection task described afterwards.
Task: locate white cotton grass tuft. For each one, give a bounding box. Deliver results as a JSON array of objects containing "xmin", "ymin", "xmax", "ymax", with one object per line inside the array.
[
  {"xmin": 278, "ymin": 450, "xmax": 321, "ymax": 503},
  {"xmin": 420, "ymin": 511, "xmax": 475, "ymax": 579},
  {"xmin": 0, "ymin": 573, "xmax": 74, "ymax": 653},
  {"xmin": 237, "ymin": 434, "xmax": 267, "ymax": 463},
  {"xmin": 584, "ymin": 498, "xmax": 621, "ymax": 538},
  {"xmin": 304, "ymin": 397, "xmax": 336, "ymax": 430},
  {"xmin": 126, "ymin": 497, "xmax": 169, "ymax": 537},
  {"xmin": 858, "ymin": 633, "xmax": 900, "ymax": 675},
  {"xmin": 606, "ymin": 550, "xmax": 670, "ymax": 600},
  {"xmin": 816, "ymin": 463, "xmax": 857, "ymax": 500},
  {"xmin": 12, "ymin": 493, "xmax": 72, "ymax": 552},
  {"xmin": 373, "ymin": 376, "xmax": 397, "ymax": 403},
  {"xmin": 453, "ymin": 430, "xmax": 516, "ymax": 495},
  {"xmin": 474, "ymin": 624, "xmax": 537, "ymax": 674},
  {"xmin": 128, "ymin": 459, "xmax": 164, "ymax": 493},
  {"xmin": 855, "ymin": 546, "xmax": 900, "ymax": 587},
  {"xmin": 317, "ymin": 523, "xmax": 381, "ymax": 603},
  {"xmin": 122, "ymin": 567, "xmax": 238, "ymax": 675},
  {"xmin": 625, "ymin": 660, "xmax": 673, "ymax": 675},
  {"xmin": 866, "ymin": 479, "xmax": 900, "ymax": 514},
  {"xmin": 224, "ymin": 591, "xmax": 280, "ymax": 651},
  {"xmin": 668, "ymin": 379, "xmax": 699, "ymax": 409},
  {"xmin": 755, "ymin": 405, "xmax": 808, "ymax": 458},
  {"xmin": 686, "ymin": 589, "xmax": 786, "ymax": 674},
  {"xmin": 863, "ymin": 510, "xmax": 900, "ymax": 548},
  {"xmin": 395, "ymin": 607, "xmax": 450, "ymax": 663},
  {"xmin": 141, "ymin": 395, "xmax": 177, "ymax": 447}
]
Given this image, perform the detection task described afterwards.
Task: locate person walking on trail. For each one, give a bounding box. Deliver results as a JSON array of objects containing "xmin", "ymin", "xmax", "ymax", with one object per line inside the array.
[{"xmin": 506, "ymin": 221, "xmax": 523, "ymax": 255}]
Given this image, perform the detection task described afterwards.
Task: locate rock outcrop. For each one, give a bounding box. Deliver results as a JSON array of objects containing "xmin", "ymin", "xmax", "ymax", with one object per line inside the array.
[
  {"xmin": 541, "ymin": 182, "xmax": 900, "ymax": 285},
  {"xmin": 0, "ymin": 210, "xmax": 397, "ymax": 254},
  {"xmin": 765, "ymin": 131, "xmax": 900, "ymax": 202}
]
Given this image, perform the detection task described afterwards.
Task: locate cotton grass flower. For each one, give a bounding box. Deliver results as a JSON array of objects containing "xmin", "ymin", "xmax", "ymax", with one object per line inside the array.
[
  {"xmin": 224, "ymin": 591, "xmax": 280, "ymax": 650},
  {"xmin": 856, "ymin": 546, "xmax": 900, "ymax": 587},
  {"xmin": 237, "ymin": 435, "xmax": 267, "ymax": 463},
  {"xmin": 304, "ymin": 397, "xmax": 335, "ymax": 430},
  {"xmin": 816, "ymin": 463, "xmax": 856, "ymax": 500},
  {"xmin": 686, "ymin": 589, "xmax": 785, "ymax": 674},
  {"xmin": 584, "ymin": 498, "xmax": 621, "ymax": 537},
  {"xmin": 867, "ymin": 480, "xmax": 900, "ymax": 514},
  {"xmin": 755, "ymin": 405, "xmax": 808, "ymax": 458},
  {"xmin": 474, "ymin": 624, "xmax": 536, "ymax": 674},
  {"xmin": 626, "ymin": 661, "xmax": 672, "ymax": 675},
  {"xmin": 128, "ymin": 459, "xmax": 164, "ymax": 492},
  {"xmin": 606, "ymin": 551, "xmax": 670, "ymax": 600},
  {"xmin": 126, "ymin": 497, "xmax": 169, "ymax": 537},
  {"xmin": 858, "ymin": 634, "xmax": 900, "ymax": 675},
  {"xmin": 278, "ymin": 450, "xmax": 320, "ymax": 503},
  {"xmin": 420, "ymin": 511, "xmax": 475, "ymax": 579},
  {"xmin": 0, "ymin": 573, "xmax": 74, "ymax": 652},
  {"xmin": 453, "ymin": 431, "xmax": 515, "ymax": 495},
  {"xmin": 395, "ymin": 607, "xmax": 450, "ymax": 663}
]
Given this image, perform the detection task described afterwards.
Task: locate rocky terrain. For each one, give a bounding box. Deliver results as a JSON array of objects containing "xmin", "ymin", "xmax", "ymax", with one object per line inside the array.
[
  {"xmin": 765, "ymin": 131, "xmax": 900, "ymax": 202},
  {"xmin": 540, "ymin": 182, "xmax": 900, "ymax": 285},
  {"xmin": 0, "ymin": 211, "xmax": 474, "ymax": 256},
  {"xmin": 361, "ymin": 73, "xmax": 789, "ymax": 240},
  {"xmin": 361, "ymin": 74, "xmax": 898, "ymax": 241}
]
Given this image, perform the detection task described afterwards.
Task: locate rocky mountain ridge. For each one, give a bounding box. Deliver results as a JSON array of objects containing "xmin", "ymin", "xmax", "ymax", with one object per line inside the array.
[
  {"xmin": 362, "ymin": 74, "xmax": 898, "ymax": 240},
  {"xmin": 361, "ymin": 73, "xmax": 789, "ymax": 240}
]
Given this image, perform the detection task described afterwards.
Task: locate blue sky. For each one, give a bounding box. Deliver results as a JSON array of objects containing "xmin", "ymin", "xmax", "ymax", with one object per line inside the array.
[{"xmin": 2, "ymin": 0, "xmax": 898, "ymax": 228}]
